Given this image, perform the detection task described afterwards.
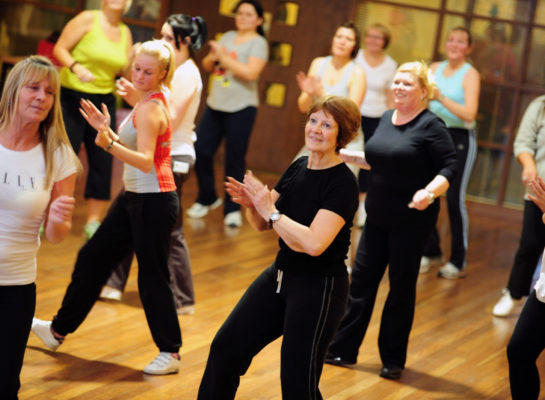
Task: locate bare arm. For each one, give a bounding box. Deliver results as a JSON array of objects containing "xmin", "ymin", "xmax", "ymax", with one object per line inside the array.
[
  {"xmin": 44, "ymin": 174, "xmax": 77, "ymax": 243},
  {"xmin": 81, "ymin": 99, "xmax": 164, "ymax": 173},
  {"xmin": 409, "ymin": 175, "xmax": 450, "ymax": 210},
  {"xmin": 348, "ymin": 65, "xmax": 366, "ymax": 109},
  {"xmin": 339, "ymin": 149, "xmax": 370, "ymax": 170},
  {"xmin": 297, "ymin": 58, "xmax": 324, "ymax": 113},
  {"xmin": 241, "ymin": 171, "xmax": 346, "ymax": 256},
  {"xmin": 211, "ymin": 39, "xmax": 267, "ymax": 81},
  {"xmin": 517, "ymin": 152, "xmax": 538, "ymax": 186},
  {"xmin": 53, "ymin": 11, "xmax": 95, "ymax": 82},
  {"xmin": 433, "ymin": 64, "xmax": 481, "ymax": 123}
]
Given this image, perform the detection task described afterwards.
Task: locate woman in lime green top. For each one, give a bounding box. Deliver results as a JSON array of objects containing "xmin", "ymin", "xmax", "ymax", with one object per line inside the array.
[{"xmin": 53, "ymin": 0, "xmax": 133, "ymax": 239}]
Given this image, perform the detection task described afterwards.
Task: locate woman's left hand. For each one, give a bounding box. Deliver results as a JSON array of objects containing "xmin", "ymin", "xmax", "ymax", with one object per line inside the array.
[
  {"xmin": 94, "ymin": 120, "xmax": 111, "ymax": 150},
  {"xmin": 80, "ymin": 99, "xmax": 110, "ymax": 131},
  {"xmin": 409, "ymin": 189, "xmax": 432, "ymax": 210}
]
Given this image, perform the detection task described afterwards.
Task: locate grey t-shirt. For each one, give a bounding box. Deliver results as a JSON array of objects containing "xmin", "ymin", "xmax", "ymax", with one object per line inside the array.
[{"xmin": 207, "ymin": 30, "xmax": 268, "ymax": 112}]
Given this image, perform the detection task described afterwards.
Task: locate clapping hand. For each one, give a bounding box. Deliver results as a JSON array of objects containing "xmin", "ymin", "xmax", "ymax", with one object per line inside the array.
[
  {"xmin": 225, "ymin": 176, "xmax": 254, "ymax": 208},
  {"xmin": 296, "ymin": 71, "xmax": 323, "ymax": 97}
]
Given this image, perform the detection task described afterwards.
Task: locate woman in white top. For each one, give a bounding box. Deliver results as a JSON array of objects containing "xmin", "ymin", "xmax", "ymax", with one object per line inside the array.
[
  {"xmin": 295, "ymin": 21, "xmax": 366, "ymax": 175},
  {"xmin": 354, "ymin": 23, "xmax": 397, "ymax": 227},
  {"xmin": 100, "ymin": 14, "xmax": 207, "ymax": 316},
  {"xmin": 0, "ymin": 55, "xmax": 80, "ymax": 398}
]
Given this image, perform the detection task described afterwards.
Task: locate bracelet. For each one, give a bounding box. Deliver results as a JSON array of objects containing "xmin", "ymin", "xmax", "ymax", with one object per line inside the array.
[
  {"xmin": 105, "ymin": 138, "xmax": 115, "ymax": 151},
  {"xmin": 69, "ymin": 61, "xmax": 79, "ymax": 72},
  {"xmin": 424, "ymin": 189, "xmax": 435, "ymax": 205}
]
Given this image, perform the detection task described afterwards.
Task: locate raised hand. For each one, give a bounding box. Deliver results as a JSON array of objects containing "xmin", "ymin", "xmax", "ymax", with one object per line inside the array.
[
  {"xmin": 529, "ymin": 176, "xmax": 545, "ymax": 213},
  {"xmin": 79, "ymin": 99, "xmax": 111, "ymax": 131},
  {"xmin": 116, "ymin": 77, "xmax": 139, "ymax": 107}
]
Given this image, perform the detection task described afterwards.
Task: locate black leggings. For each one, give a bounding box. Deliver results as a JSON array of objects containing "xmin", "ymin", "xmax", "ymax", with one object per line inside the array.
[
  {"xmin": 507, "ymin": 200, "xmax": 545, "ymax": 299},
  {"xmin": 198, "ymin": 265, "xmax": 348, "ymax": 400},
  {"xmin": 507, "ymin": 291, "xmax": 545, "ymax": 399},
  {"xmin": 52, "ymin": 191, "xmax": 181, "ymax": 353},
  {"xmin": 0, "ymin": 283, "xmax": 35, "ymax": 399}
]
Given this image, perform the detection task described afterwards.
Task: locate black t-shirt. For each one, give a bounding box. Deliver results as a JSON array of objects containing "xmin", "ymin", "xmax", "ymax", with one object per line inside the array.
[
  {"xmin": 273, "ymin": 157, "xmax": 358, "ymax": 276},
  {"xmin": 365, "ymin": 109, "xmax": 457, "ymax": 229}
]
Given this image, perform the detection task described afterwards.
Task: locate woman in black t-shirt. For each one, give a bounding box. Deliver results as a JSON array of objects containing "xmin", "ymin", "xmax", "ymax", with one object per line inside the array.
[
  {"xmin": 325, "ymin": 61, "xmax": 457, "ymax": 380},
  {"xmin": 197, "ymin": 96, "xmax": 360, "ymax": 399}
]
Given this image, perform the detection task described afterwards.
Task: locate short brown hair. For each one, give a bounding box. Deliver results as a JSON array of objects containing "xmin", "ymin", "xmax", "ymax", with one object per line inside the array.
[
  {"xmin": 366, "ymin": 23, "xmax": 391, "ymax": 49},
  {"xmin": 307, "ymin": 96, "xmax": 361, "ymax": 152}
]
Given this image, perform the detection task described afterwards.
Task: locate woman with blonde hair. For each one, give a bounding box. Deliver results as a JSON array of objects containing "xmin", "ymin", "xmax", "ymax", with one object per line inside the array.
[
  {"xmin": 0, "ymin": 55, "xmax": 80, "ymax": 398},
  {"xmin": 32, "ymin": 41, "xmax": 183, "ymax": 376},
  {"xmin": 325, "ymin": 61, "xmax": 457, "ymax": 380}
]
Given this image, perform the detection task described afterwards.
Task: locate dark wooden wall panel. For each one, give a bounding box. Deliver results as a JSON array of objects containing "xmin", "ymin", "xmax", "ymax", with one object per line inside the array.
[{"xmin": 169, "ymin": 0, "xmax": 356, "ymax": 173}]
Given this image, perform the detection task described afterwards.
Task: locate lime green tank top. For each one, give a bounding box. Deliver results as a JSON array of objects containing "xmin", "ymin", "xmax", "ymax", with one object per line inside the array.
[{"xmin": 60, "ymin": 10, "xmax": 128, "ymax": 94}]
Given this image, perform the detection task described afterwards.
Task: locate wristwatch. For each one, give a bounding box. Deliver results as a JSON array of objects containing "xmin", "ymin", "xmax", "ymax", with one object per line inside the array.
[{"xmin": 269, "ymin": 210, "xmax": 281, "ymax": 229}]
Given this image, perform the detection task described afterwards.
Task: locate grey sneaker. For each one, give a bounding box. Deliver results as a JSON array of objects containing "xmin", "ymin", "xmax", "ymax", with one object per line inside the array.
[
  {"xmin": 143, "ymin": 352, "xmax": 180, "ymax": 375},
  {"xmin": 186, "ymin": 198, "xmax": 222, "ymax": 218},
  {"xmin": 437, "ymin": 262, "xmax": 466, "ymax": 279},
  {"xmin": 31, "ymin": 318, "xmax": 62, "ymax": 350}
]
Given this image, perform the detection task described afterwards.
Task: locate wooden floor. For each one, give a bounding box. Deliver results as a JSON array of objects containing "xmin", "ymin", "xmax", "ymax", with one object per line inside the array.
[{"xmin": 20, "ymin": 160, "xmax": 545, "ymax": 399}]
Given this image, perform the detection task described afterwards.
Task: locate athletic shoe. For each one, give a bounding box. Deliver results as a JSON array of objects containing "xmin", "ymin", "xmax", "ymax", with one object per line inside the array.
[
  {"xmin": 99, "ymin": 286, "xmax": 122, "ymax": 301},
  {"xmin": 419, "ymin": 256, "xmax": 444, "ymax": 273},
  {"xmin": 83, "ymin": 221, "xmax": 100, "ymax": 240},
  {"xmin": 186, "ymin": 198, "xmax": 222, "ymax": 218},
  {"xmin": 493, "ymin": 288, "xmax": 522, "ymax": 317},
  {"xmin": 31, "ymin": 318, "xmax": 62, "ymax": 351},
  {"xmin": 143, "ymin": 352, "xmax": 180, "ymax": 375},
  {"xmin": 224, "ymin": 211, "xmax": 242, "ymax": 227},
  {"xmin": 177, "ymin": 305, "xmax": 195, "ymax": 315},
  {"xmin": 437, "ymin": 262, "xmax": 466, "ymax": 279}
]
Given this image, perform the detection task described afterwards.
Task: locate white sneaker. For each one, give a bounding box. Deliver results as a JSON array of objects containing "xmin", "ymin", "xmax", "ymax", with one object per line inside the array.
[
  {"xmin": 224, "ymin": 211, "xmax": 242, "ymax": 227},
  {"xmin": 419, "ymin": 256, "xmax": 444, "ymax": 273},
  {"xmin": 31, "ymin": 318, "xmax": 62, "ymax": 351},
  {"xmin": 437, "ymin": 262, "xmax": 466, "ymax": 279},
  {"xmin": 493, "ymin": 289, "xmax": 522, "ymax": 317},
  {"xmin": 177, "ymin": 305, "xmax": 195, "ymax": 315},
  {"xmin": 99, "ymin": 286, "xmax": 122, "ymax": 301},
  {"xmin": 186, "ymin": 198, "xmax": 222, "ymax": 219},
  {"xmin": 143, "ymin": 352, "xmax": 180, "ymax": 375}
]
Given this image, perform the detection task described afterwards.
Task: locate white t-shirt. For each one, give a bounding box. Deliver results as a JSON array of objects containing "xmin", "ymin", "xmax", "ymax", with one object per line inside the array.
[
  {"xmin": 355, "ymin": 50, "xmax": 397, "ymax": 118},
  {"xmin": 0, "ymin": 142, "xmax": 77, "ymax": 285},
  {"xmin": 166, "ymin": 59, "xmax": 203, "ymax": 159}
]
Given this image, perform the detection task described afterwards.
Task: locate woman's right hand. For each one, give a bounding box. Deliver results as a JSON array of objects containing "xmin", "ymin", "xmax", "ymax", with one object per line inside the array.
[
  {"xmin": 522, "ymin": 164, "xmax": 538, "ymax": 187},
  {"xmin": 72, "ymin": 63, "xmax": 95, "ymax": 83},
  {"xmin": 79, "ymin": 99, "xmax": 111, "ymax": 131},
  {"xmin": 225, "ymin": 176, "xmax": 254, "ymax": 208}
]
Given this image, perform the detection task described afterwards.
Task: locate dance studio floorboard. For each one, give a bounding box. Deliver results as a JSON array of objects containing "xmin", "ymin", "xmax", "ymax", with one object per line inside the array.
[{"xmin": 21, "ymin": 160, "xmax": 545, "ymax": 399}]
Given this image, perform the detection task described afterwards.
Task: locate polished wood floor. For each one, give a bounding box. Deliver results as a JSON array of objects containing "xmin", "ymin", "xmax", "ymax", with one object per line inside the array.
[{"xmin": 20, "ymin": 160, "xmax": 545, "ymax": 399}]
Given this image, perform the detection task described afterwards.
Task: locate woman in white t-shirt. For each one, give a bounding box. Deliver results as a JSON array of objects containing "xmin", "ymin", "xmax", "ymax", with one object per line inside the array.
[
  {"xmin": 354, "ymin": 23, "xmax": 397, "ymax": 227},
  {"xmin": 0, "ymin": 55, "xmax": 80, "ymax": 398}
]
